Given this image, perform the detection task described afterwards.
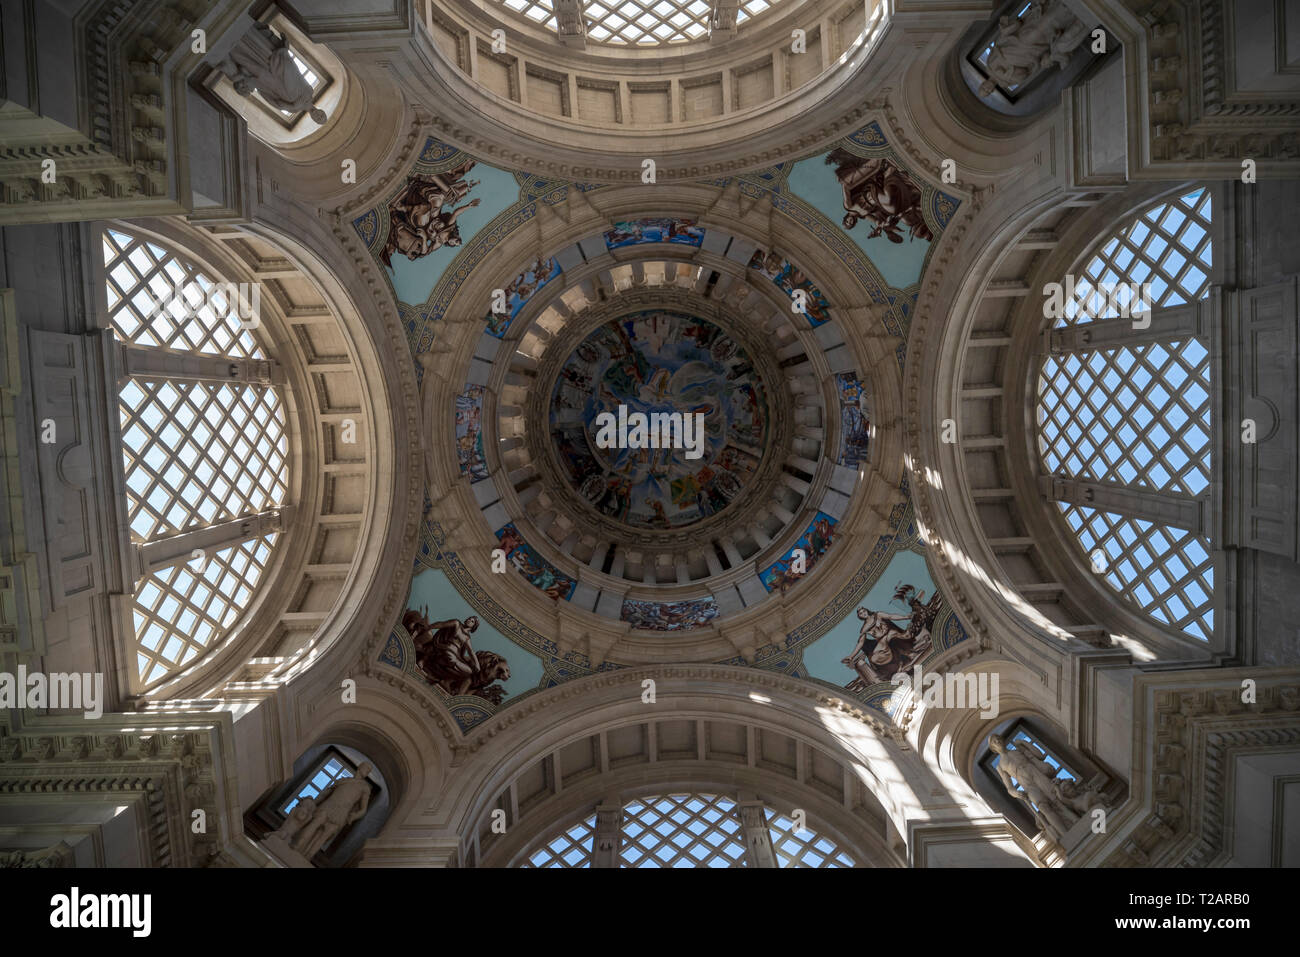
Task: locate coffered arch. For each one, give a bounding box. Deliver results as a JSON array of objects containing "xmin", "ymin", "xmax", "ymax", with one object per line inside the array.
[{"xmin": 341, "ymin": 665, "xmax": 1025, "ymax": 867}]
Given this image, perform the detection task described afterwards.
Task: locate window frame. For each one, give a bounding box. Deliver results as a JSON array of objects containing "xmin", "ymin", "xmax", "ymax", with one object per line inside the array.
[
  {"xmin": 1030, "ymin": 186, "xmax": 1219, "ymax": 647},
  {"xmin": 92, "ymin": 221, "xmax": 295, "ymax": 696}
]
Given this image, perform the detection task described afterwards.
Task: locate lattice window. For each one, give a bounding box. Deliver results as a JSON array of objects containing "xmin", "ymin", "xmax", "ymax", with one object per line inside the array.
[
  {"xmin": 495, "ymin": 0, "xmax": 786, "ymax": 45},
  {"xmin": 524, "ymin": 814, "xmax": 598, "ymax": 867},
  {"xmin": 1037, "ymin": 340, "xmax": 1210, "ymax": 496},
  {"xmin": 283, "ymin": 751, "xmax": 355, "ymax": 814},
  {"xmin": 765, "ymin": 810, "xmax": 855, "ymax": 867},
  {"xmin": 1060, "ymin": 505, "xmax": 1213, "ymax": 641},
  {"xmin": 102, "ymin": 228, "xmax": 263, "ymax": 359},
  {"xmin": 132, "ymin": 535, "xmax": 277, "ymax": 685},
  {"xmin": 104, "ymin": 225, "xmax": 291, "ymax": 690},
  {"xmin": 621, "ymin": 793, "xmax": 748, "ymax": 867},
  {"xmin": 500, "ymin": 0, "xmax": 559, "ymax": 29},
  {"xmin": 1054, "ymin": 188, "xmax": 1212, "ymax": 326},
  {"xmin": 119, "ymin": 378, "xmax": 289, "ymax": 541}
]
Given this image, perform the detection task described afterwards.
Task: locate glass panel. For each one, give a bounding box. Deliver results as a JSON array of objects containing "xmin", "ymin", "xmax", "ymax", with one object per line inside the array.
[
  {"xmin": 119, "ymin": 378, "xmax": 289, "ymax": 540},
  {"xmin": 132, "ymin": 535, "xmax": 279, "ymax": 687},
  {"xmin": 1037, "ymin": 340, "xmax": 1210, "ymax": 496},
  {"xmin": 490, "ymin": 0, "xmax": 789, "ymax": 44},
  {"xmin": 620, "ymin": 793, "xmax": 747, "ymax": 867},
  {"xmin": 1054, "ymin": 188, "xmax": 1212, "ymax": 327},
  {"xmin": 1057, "ymin": 505, "xmax": 1214, "ymax": 640},
  {"xmin": 765, "ymin": 809, "xmax": 855, "ymax": 867},
  {"xmin": 101, "ymin": 228, "xmax": 264, "ymax": 358},
  {"xmin": 523, "ymin": 815, "xmax": 597, "ymax": 868}
]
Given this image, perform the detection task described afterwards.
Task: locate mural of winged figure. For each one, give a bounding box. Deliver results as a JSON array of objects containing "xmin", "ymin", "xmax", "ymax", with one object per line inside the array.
[
  {"xmin": 843, "ymin": 583, "xmax": 942, "ymax": 688},
  {"xmin": 825, "ymin": 149, "xmax": 934, "ymax": 244},
  {"xmin": 380, "ymin": 160, "xmax": 481, "ymax": 266}
]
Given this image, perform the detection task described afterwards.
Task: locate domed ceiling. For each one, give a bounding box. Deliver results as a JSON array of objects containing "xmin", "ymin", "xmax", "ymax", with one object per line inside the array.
[
  {"xmin": 348, "ymin": 120, "xmax": 972, "ymax": 733},
  {"xmin": 549, "ymin": 310, "xmax": 769, "ymax": 531}
]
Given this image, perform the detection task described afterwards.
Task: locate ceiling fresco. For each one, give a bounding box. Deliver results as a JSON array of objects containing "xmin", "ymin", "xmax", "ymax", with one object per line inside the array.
[
  {"xmin": 354, "ymin": 121, "xmax": 969, "ymax": 733},
  {"xmin": 383, "ymin": 489, "xmax": 970, "ymax": 733},
  {"xmin": 549, "ymin": 311, "xmax": 769, "ymax": 531}
]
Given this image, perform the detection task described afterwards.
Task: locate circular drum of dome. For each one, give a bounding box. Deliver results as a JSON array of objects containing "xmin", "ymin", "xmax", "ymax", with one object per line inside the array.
[{"xmin": 548, "ymin": 310, "xmax": 770, "ymax": 532}]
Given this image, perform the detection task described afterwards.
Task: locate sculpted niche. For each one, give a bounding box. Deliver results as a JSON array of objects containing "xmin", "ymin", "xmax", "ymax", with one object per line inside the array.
[{"xmin": 977, "ymin": 0, "xmax": 1091, "ymax": 98}]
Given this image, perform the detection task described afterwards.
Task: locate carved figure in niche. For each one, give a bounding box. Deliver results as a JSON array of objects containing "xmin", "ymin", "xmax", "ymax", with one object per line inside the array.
[
  {"xmin": 404, "ymin": 608, "xmax": 510, "ymax": 704},
  {"xmin": 988, "ymin": 734, "xmax": 1081, "ymax": 843},
  {"xmin": 843, "ymin": 584, "xmax": 940, "ymax": 687},
  {"xmin": 825, "ymin": 150, "xmax": 933, "ymax": 243},
  {"xmin": 554, "ymin": 0, "xmax": 586, "ymax": 37},
  {"xmin": 224, "ymin": 22, "xmax": 327, "ymax": 123},
  {"xmin": 290, "ymin": 762, "xmax": 373, "ymax": 860},
  {"xmin": 380, "ymin": 160, "xmax": 482, "ymax": 267},
  {"xmin": 976, "ymin": 0, "xmax": 1090, "ymax": 97},
  {"xmin": 274, "ymin": 796, "xmax": 317, "ymax": 846}
]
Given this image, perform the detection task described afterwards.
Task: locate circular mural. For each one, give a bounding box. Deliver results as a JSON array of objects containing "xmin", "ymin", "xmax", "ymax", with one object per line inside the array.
[{"xmin": 548, "ymin": 311, "xmax": 769, "ymax": 530}]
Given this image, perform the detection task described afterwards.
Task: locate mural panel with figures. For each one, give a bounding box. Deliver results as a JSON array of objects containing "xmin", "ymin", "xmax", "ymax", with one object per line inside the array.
[
  {"xmin": 747, "ymin": 249, "xmax": 833, "ymax": 326},
  {"xmin": 396, "ymin": 569, "xmax": 545, "ymax": 706},
  {"xmin": 549, "ymin": 311, "xmax": 768, "ymax": 530},
  {"xmin": 495, "ymin": 523, "xmax": 578, "ymax": 601},
  {"xmin": 484, "ymin": 256, "xmax": 563, "ymax": 338},
  {"xmin": 378, "ymin": 159, "xmax": 482, "ymax": 268},
  {"xmin": 759, "ymin": 511, "xmax": 837, "ymax": 593},
  {"xmin": 834, "ymin": 372, "xmax": 871, "ymax": 469},
  {"xmin": 604, "ymin": 218, "xmax": 705, "ymax": 250},
  {"xmin": 355, "ymin": 146, "xmax": 520, "ymax": 307},
  {"xmin": 455, "ymin": 384, "xmax": 489, "ymax": 480},
  {"xmin": 621, "ymin": 596, "xmax": 720, "ymax": 632},
  {"xmin": 784, "ymin": 123, "xmax": 957, "ymax": 291},
  {"xmin": 801, "ymin": 551, "xmax": 949, "ymax": 694}
]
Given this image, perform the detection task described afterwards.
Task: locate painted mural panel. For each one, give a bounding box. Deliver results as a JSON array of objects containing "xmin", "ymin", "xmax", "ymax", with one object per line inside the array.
[
  {"xmin": 621, "ymin": 597, "xmax": 720, "ymax": 632},
  {"xmin": 604, "ymin": 217, "xmax": 705, "ymax": 249},
  {"xmin": 495, "ymin": 522, "xmax": 578, "ymax": 601},
  {"xmin": 760, "ymin": 511, "xmax": 837, "ymax": 593},
  {"xmin": 784, "ymin": 122, "xmax": 958, "ymax": 291},
  {"xmin": 354, "ymin": 144, "xmax": 520, "ymax": 306},
  {"xmin": 834, "ymin": 372, "xmax": 871, "ymax": 469},
  {"xmin": 484, "ymin": 255, "xmax": 563, "ymax": 338},
  {"xmin": 395, "ymin": 568, "xmax": 545, "ymax": 707},
  {"xmin": 801, "ymin": 550, "xmax": 952, "ymax": 694},
  {"xmin": 747, "ymin": 248, "xmax": 833, "ymax": 326},
  {"xmin": 455, "ymin": 384, "xmax": 488, "ymax": 480},
  {"xmin": 549, "ymin": 311, "xmax": 767, "ymax": 530}
]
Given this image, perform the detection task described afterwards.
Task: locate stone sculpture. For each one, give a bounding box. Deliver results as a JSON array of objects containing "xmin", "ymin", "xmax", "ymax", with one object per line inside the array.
[
  {"xmin": 286, "ymin": 763, "xmax": 374, "ymax": 860},
  {"xmin": 989, "ymin": 734, "xmax": 1104, "ymax": 843},
  {"xmin": 225, "ymin": 22, "xmax": 326, "ymax": 123},
  {"xmin": 977, "ymin": 1, "xmax": 1091, "ymax": 98}
]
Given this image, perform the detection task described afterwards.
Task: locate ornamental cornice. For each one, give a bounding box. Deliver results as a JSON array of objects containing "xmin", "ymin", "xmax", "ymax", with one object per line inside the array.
[
  {"xmin": 1099, "ymin": 673, "xmax": 1300, "ymax": 867},
  {"xmin": 0, "ymin": 719, "xmax": 228, "ymax": 867}
]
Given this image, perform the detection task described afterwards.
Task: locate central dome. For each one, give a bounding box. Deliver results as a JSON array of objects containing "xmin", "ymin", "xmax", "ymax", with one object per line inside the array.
[{"xmin": 548, "ymin": 310, "xmax": 769, "ymax": 531}]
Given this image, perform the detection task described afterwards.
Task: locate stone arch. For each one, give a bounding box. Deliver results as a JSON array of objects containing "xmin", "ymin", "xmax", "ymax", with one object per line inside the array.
[{"xmin": 348, "ymin": 666, "xmax": 1031, "ymax": 867}]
